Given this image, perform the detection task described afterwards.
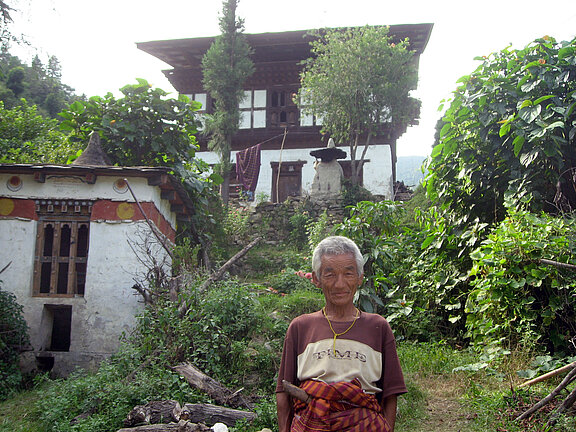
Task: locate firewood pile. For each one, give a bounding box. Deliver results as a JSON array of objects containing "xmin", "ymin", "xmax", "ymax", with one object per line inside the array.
[{"xmin": 116, "ymin": 363, "xmax": 261, "ymax": 432}]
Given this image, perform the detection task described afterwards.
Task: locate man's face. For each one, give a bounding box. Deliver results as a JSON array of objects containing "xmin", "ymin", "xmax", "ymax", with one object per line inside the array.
[{"xmin": 312, "ymin": 253, "xmax": 363, "ymax": 309}]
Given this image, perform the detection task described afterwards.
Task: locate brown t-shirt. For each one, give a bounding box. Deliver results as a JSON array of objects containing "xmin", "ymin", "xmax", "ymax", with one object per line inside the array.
[{"xmin": 276, "ymin": 310, "xmax": 407, "ymax": 400}]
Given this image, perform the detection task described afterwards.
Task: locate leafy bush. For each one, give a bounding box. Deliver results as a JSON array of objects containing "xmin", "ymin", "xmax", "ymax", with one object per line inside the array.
[
  {"xmin": 270, "ymin": 268, "xmax": 313, "ymax": 294},
  {"xmin": 466, "ymin": 208, "xmax": 576, "ymax": 352},
  {"xmin": 288, "ymin": 210, "xmax": 312, "ymax": 250},
  {"xmin": 0, "ymin": 288, "xmax": 30, "ymax": 401},
  {"xmin": 428, "ymin": 35, "xmax": 576, "ymax": 223},
  {"xmin": 223, "ymin": 206, "xmax": 251, "ymax": 243},
  {"xmin": 306, "ymin": 210, "xmax": 333, "ymax": 253},
  {"xmin": 275, "ymin": 287, "xmax": 325, "ymax": 321},
  {"xmin": 341, "ymin": 179, "xmax": 374, "ymax": 209},
  {"xmin": 335, "ymin": 200, "xmax": 406, "ymax": 312}
]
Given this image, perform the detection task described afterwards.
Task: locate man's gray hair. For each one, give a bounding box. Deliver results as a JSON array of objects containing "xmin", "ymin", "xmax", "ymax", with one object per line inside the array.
[{"xmin": 312, "ymin": 236, "xmax": 364, "ymax": 276}]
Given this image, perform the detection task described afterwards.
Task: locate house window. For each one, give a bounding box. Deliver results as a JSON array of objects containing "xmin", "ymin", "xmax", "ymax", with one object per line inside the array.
[
  {"xmin": 33, "ymin": 200, "xmax": 92, "ymax": 297},
  {"xmin": 299, "ymin": 112, "xmax": 323, "ymax": 127},
  {"xmin": 239, "ymin": 90, "xmax": 266, "ymax": 129},
  {"xmin": 270, "ymin": 88, "xmax": 298, "ymax": 127},
  {"xmin": 183, "ymin": 93, "xmax": 208, "ymax": 130},
  {"xmin": 298, "ymin": 88, "xmax": 323, "ymax": 127}
]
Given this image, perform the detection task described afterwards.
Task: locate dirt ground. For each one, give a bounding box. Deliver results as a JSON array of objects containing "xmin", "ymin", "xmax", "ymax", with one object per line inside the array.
[{"xmin": 415, "ymin": 377, "xmax": 475, "ymax": 432}]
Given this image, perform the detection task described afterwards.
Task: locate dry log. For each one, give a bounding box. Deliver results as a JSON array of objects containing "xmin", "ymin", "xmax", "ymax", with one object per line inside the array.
[
  {"xmin": 116, "ymin": 420, "xmax": 211, "ymax": 432},
  {"xmin": 547, "ymin": 385, "xmax": 576, "ymax": 428},
  {"xmin": 124, "ymin": 400, "xmax": 181, "ymax": 427},
  {"xmin": 173, "ymin": 363, "xmax": 253, "ymax": 409},
  {"xmin": 518, "ymin": 361, "xmax": 576, "ymax": 388},
  {"xmin": 177, "ymin": 237, "xmax": 262, "ymax": 317},
  {"xmin": 180, "ymin": 403, "xmax": 256, "ymax": 426},
  {"xmin": 515, "ymin": 365, "xmax": 576, "ymax": 421}
]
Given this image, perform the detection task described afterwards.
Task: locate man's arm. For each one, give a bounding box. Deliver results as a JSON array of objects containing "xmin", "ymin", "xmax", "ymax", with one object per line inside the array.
[
  {"xmin": 276, "ymin": 391, "xmax": 293, "ymax": 432},
  {"xmin": 381, "ymin": 394, "xmax": 398, "ymax": 431}
]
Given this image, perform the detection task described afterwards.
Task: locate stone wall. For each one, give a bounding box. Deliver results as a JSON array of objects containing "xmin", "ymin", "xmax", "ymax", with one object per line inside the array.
[{"xmin": 246, "ymin": 197, "xmax": 346, "ymax": 244}]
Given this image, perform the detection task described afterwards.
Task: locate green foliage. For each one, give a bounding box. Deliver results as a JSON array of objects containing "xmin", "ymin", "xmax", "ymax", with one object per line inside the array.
[
  {"xmin": 271, "ymin": 268, "xmax": 313, "ymax": 294},
  {"xmin": 298, "ymin": 25, "xmax": 420, "ymax": 184},
  {"xmin": 273, "ymin": 286, "xmax": 325, "ymax": 321},
  {"xmin": 132, "ymin": 278, "xmax": 279, "ymax": 389},
  {"xmin": 340, "ymin": 179, "xmax": 374, "ymax": 209},
  {"xmin": 0, "ymin": 52, "xmax": 76, "ymax": 118},
  {"xmin": 466, "ymin": 208, "xmax": 576, "ymax": 352},
  {"xmin": 223, "ymin": 206, "xmax": 251, "ymax": 243},
  {"xmin": 306, "ymin": 210, "xmax": 333, "ymax": 253},
  {"xmin": 0, "ymin": 100, "xmax": 78, "ymax": 163},
  {"xmin": 288, "ymin": 210, "xmax": 312, "ymax": 250},
  {"xmin": 427, "ymin": 35, "xmax": 576, "ymax": 222},
  {"xmin": 58, "ymin": 79, "xmax": 201, "ymax": 167},
  {"xmin": 0, "ymin": 288, "xmax": 30, "ymax": 401},
  {"xmin": 335, "ymin": 200, "xmax": 406, "ymax": 312}
]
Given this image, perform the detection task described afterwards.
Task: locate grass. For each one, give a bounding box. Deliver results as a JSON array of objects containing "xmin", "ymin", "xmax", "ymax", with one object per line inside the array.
[{"xmin": 0, "ymin": 384, "xmax": 44, "ymax": 432}]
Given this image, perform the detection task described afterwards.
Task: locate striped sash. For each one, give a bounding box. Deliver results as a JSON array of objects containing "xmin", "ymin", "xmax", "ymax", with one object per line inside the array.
[{"xmin": 291, "ymin": 379, "xmax": 391, "ymax": 432}]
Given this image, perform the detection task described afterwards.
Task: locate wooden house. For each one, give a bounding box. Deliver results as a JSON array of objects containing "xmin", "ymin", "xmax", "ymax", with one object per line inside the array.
[{"xmin": 137, "ymin": 24, "xmax": 433, "ymax": 202}]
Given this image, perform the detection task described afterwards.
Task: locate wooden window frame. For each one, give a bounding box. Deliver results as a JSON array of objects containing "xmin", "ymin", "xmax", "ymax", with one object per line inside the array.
[{"xmin": 33, "ymin": 202, "xmax": 91, "ymax": 297}]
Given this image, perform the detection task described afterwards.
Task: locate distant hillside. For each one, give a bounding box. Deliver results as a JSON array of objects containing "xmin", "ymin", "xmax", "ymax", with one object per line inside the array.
[{"xmin": 396, "ymin": 156, "xmax": 427, "ymax": 188}]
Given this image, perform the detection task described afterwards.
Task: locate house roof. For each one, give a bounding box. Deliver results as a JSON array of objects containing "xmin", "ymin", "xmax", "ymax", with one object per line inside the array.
[
  {"xmin": 0, "ymin": 164, "xmax": 195, "ymax": 221},
  {"xmin": 137, "ymin": 23, "xmax": 434, "ymax": 70}
]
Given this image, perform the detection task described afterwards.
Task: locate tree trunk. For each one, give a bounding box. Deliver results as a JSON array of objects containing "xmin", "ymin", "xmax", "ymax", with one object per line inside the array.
[
  {"xmin": 172, "ymin": 362, "xmax": 254, "ymax": 409},
  {"xmin": 220, "ymin": 171, "xmax": 230, "ymax": 206},
  {"xmin": 116, "ymin": 420, "xmax": 211, "ymax": 432},
  {"xmin": 124, "ymin": 400, "xmax": 182, "ymax": 427},
  {"xmin": 180, "ymin": 403, "xmax": 256, "ymax": 426}
]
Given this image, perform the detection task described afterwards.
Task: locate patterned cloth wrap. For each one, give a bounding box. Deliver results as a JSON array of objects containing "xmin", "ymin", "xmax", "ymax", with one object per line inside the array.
[{"xmin": 291, "ymin": 379, "xmax": 391, "ymax": 432}]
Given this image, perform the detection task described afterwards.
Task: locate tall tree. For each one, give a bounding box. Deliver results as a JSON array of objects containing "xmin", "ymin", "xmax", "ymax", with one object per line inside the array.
[
  {"xmin": 202, "ymin": 0, "xmax": 254, "ymax": 205},
  {"xmin": 297, "ymin": 26, "xmax": 420, "ymax": 185},
  {"xmin": 427, "ymin": 35, "xmax": 576, "ymax": 222}
]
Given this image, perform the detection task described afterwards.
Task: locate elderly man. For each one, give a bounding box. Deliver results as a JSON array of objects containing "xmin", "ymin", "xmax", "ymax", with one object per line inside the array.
[{"xmin": 276, "ymin": 236, "xmax": 406, "ymax": 432}]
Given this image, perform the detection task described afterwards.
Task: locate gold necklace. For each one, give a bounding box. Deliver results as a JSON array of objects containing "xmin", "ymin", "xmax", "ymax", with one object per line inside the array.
[{"xmin": 322, "ymin": 307, "xmax": 360, "ymax": 353}]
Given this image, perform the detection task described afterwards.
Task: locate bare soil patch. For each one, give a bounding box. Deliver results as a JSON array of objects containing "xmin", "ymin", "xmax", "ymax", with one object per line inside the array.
[{"xmin": 415, "ymin": 376, "xmax": 475, "ymax": 432}]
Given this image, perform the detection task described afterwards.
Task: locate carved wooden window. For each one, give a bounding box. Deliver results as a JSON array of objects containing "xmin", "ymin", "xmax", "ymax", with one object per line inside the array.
[
  {"xmin": 33, "ymin": 200, "xmax": 92, "ymax": 297},
  {"xmin": 270, "ymin": 88, "xmax": 298, "ymax": 128}
]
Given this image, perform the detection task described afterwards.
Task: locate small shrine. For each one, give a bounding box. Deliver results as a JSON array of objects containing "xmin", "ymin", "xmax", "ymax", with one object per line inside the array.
[{"xmin": 309, "ymin": 138, "xmax": 347, "ymax": 202}]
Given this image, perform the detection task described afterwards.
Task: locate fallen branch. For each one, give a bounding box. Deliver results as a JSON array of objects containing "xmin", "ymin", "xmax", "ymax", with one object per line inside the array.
[
  {"xmin": 177, "ymin": 237, "xmax": 262, "ymax": 318},
  {"xmin": 116, "ymin": 420, "xmax": 210, "ymax": 432},
  {"xmin": 180, "ymin": 403, "xmax": 256, "ymax": 426},
  {"xmin": 124, "ymin": 178, "xmax": 174, "ymax": 260},
  {"xmin": 539, "ymin": 258, "xmax": 576, "ymax": 271},
  {"xmin": 518, "ymin": 361, "xmax": 576, "ymax": 388},
  {"xmin": 515, "ymin": 364, "xmax": 576, "ymax": 421},
  {"xmin": 173, "ymin": 362, "xmax": 254, "ymax": 410},
  {"xmin": 547, "ymin": 385, "xmax": 576, "ymax": 428}
]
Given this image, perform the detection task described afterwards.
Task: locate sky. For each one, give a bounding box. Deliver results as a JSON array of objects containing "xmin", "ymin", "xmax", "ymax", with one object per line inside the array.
[{"xmin": 9, "ymin": 0, "xmax": 576, "ymax": 157}]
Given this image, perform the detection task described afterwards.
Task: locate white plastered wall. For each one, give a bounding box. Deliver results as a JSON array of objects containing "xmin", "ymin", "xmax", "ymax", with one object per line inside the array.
[
  {"xmin": 198, "ymin": 144, "xmax": 393, "ymax": 200},
  {"xmin": 0, "ymin": 173, "xmax": 174, "ymax": 375}
]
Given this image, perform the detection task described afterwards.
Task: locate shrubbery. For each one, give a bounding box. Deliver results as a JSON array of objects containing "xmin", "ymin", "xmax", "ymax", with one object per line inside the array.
[{"xmin": 0, "ymin": 287, "xmax": 30, "ymax": 401}]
